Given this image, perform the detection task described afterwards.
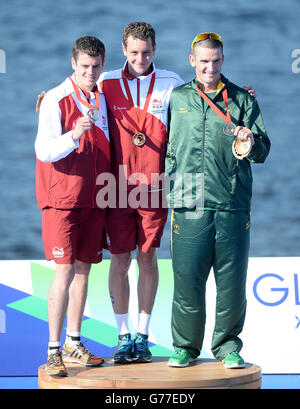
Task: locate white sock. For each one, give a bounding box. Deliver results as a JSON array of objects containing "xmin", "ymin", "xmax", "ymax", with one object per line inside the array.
[
  {"xmin": 137, "ymin": 313, "xmax": 151, "ymax": 336},
  {"xmin": 65, "ymin": 330, "xmax": 81, "ymax": 348},
  {"xmin": 114, "ymin": 313, "xmax": 130, "ymax": 336},
  {"xmin": 48, "ymin": 340, "xmax": 61, "ymax": 356}
]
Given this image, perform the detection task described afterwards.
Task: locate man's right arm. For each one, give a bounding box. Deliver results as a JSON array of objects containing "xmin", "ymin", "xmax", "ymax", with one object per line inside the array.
[{"xmin": 35, "ymin": 91, "xmax": 80, "ymax": 162}]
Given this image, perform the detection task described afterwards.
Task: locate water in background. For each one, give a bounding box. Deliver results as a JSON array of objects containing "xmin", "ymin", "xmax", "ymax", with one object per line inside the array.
[{"xmin": 0, "ymin": 0, "xmax": 299, "ymax": 259}]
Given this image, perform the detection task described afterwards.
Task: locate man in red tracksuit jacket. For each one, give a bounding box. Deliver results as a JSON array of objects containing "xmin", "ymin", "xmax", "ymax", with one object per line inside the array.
[
  {"xmin": 35, "ymin": 36, "xmax": 110, "ymax": 377},
  {"xmin": 99, "ymin": 22, "xmax": 184, "ymax": 363}
]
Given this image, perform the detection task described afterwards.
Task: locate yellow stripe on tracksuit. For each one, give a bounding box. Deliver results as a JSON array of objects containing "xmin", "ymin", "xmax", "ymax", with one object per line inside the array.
[{"xmin": 170, "ymin": 208, "xmax": 175, "ymax": 257}]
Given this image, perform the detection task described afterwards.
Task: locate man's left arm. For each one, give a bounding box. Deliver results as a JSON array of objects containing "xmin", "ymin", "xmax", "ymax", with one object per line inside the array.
[{"xmin": 242, "ymin": 96, "xmax": 271, "ymax": 163}]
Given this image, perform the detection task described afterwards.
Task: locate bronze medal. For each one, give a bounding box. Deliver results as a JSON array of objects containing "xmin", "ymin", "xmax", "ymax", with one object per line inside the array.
[
  {"xmin": 133, "ymin": 132, "xmax": 146, "ymax": 147},
  {"xmin": 232, "ymin": 137, "xmax": 252, "ymax": 159}
]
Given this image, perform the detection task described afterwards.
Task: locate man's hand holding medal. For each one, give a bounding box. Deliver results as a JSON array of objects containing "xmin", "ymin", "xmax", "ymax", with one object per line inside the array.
[
  {"xmin": 223, "ymin": 122, "xmax": 255, "ymax": 159},
  {"xmin": 232, "ymin": 125, "xmax": 255, "ymax": 160},
  {"xmin": 35, "ymin": 79, "xmax": 101, "ymax": 145}
]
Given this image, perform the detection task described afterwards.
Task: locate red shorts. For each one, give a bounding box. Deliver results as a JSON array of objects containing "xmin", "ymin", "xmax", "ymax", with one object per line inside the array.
[
  {"xmin": 42, "ymin": 207, "xmax": 106, "ymax": 264},
  {"xmin": 106, "ymin": 191, "xmax": 168, "ymax": 254}
]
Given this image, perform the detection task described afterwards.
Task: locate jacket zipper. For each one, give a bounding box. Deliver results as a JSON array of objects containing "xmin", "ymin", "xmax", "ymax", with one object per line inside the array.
[
  {"xmin": 202, "ymin": 108, "xmax": 206, "ymax": 176},
  {"xmin": 201, "ymin": 84, "xmax": 227, "ymax": 175},
  {"xmin": 87, "ymin": 95, "xmax": 98, "ymax": 207},
  {"xmin": 136, "ymin": 78, "xmax": 142, "ymax": 176}
]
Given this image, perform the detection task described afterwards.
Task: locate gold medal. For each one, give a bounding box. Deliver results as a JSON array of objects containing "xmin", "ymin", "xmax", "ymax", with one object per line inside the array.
[
  {"xmin": 232, "ymin": 137, "xmax": 252, "ymax": 159},
  {"xmin": 132, "ymin": 132, "xmax": 146, "ymax": 147}
]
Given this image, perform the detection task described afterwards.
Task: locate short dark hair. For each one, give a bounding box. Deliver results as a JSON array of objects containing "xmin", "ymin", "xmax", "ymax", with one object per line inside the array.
[
  {"xmin": 122, "ymin": 21, "xmax": 156, "ymax": 49},
  {"xmin": 72, "ymin": 35, "xmax": 105, "ymax": 61}
]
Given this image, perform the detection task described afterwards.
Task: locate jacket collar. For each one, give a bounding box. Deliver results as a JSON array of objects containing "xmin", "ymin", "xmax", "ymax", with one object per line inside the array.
[
  {"xmin": 70, "ymin": 73, "xmax": 98, "ymax": 99},
  {"xmin": 194, "ymin": 73, "xmax": 229, "ymax": 94}
]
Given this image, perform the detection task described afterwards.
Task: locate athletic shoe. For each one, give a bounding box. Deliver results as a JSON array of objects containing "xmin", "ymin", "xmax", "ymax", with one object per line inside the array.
[
  {"xmin": 168, "ymin": 347, "xmax": 193, "ymax": 367},
  {"xmin": 62, "ymin": 341, "xmax": 104, "ymax": 366},
  {"xmin": 132, "ymin": 332, "xmax": 152, "ymax": 363},
  {"xmin": 224, "ymin": 351, "xmax": 245, "ymax": 368},
  {"xmin": 46, "ymin": 349, "xmax": 68, "ymax": 377},
  {"xmin": 113, "ymin": 333, "xmax": 133, "ymax": 363}
]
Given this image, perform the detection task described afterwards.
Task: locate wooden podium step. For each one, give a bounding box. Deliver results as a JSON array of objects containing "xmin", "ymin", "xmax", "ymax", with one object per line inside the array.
[{"xmin": 38, "ymin": 357, "xmax": 261, "ymax": 389}]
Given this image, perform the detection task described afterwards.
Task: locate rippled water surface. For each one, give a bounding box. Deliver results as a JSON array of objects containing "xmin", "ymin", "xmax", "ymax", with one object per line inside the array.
[{"xmin": 0, "ymin": 0, "xmax": 299, "ymax": 259}]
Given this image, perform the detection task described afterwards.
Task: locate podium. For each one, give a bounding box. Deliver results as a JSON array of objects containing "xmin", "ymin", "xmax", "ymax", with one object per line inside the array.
[{"xmin": 38, "ymin": 357, "xmax": 261, "ymax": 389}]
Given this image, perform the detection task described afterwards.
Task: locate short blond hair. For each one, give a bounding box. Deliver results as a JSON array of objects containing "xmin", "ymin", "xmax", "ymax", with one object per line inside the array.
[{"xmin": 193, "ymin": 38, "xmax": 223, "ymax": 55}]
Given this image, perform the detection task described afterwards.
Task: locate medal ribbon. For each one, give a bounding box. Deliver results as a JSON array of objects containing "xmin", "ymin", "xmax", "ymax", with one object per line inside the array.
[
  {"xmin": 122, "ymin": 72, "xmax": 156, "ymax": 133},
  {"xmin": 195, "ymin": 83, "xmax": 231, "ymax": 124},
  {"xmin": 69, "ymin": 75, "xmax": 100, "ymax": 155},
  {"xmin": 69, "ymin": 75, "xmax": 100, "ymax": 110}
]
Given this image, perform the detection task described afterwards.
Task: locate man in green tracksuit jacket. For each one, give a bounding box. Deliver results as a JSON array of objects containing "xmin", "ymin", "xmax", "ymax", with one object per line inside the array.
[{"xmin": 165, "ymin": 32, "xmax": 270, "ymax": 368}]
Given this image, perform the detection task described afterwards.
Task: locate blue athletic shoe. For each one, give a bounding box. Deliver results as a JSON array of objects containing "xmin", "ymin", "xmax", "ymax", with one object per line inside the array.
[
  {"xmin": 133, "ymin": 332, "xmax": 152, "ymax": 363},
  {"xmin": 113, "ymin": 333, "xmax": 133, "ymax": 363}
]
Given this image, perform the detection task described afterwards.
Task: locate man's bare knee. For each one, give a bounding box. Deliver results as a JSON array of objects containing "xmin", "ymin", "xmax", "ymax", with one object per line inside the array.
[
  {"xmin": 137, "ymin": 248, "xmax": 157, "ymax": 273},
  {"xmin": 111, "ymin": 253, "xmax": 132, "ymax": 275}
]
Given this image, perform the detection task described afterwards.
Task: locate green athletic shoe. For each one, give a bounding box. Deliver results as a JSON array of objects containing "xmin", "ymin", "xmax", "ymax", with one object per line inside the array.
[
  {"xmin": 224, "ymin": 352, "xmax": 245, "ymax": 368},
  {"xmin": 168, "ymin": 348, "xmax": 193, "ymax": 367}
]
